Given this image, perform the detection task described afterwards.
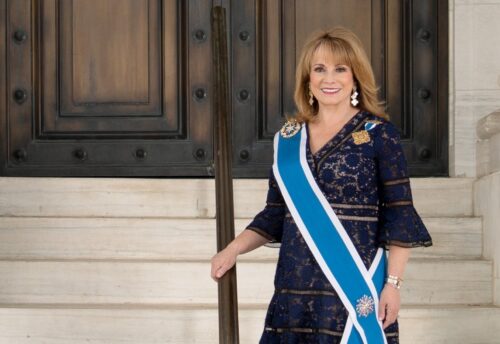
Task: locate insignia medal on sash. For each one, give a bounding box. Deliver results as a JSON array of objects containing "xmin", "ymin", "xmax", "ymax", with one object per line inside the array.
[
  {"xmin": 280, "ymin": 119, "xmax": 301, "ymax": 138},
  {"xmin": 352, "ymin": 120, "xmax": 382, "ymax": 145}
]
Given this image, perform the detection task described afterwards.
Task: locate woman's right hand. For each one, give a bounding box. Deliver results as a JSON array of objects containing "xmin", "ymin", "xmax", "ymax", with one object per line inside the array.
[{"xmin": 210, "ymin": 244, "xmax": 239, "ymax": 281}]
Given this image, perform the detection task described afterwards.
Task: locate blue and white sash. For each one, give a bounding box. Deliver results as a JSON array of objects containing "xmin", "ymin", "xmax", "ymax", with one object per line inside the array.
[{"xmin": 272, "ymin": 124, "xmax": 387, "ymax": 344}]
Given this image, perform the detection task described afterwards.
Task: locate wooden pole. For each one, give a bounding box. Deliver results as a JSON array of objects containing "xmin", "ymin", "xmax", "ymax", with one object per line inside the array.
[{"xmin": 211, "ymin": 6, "xmax": 240, "ymax": 344}]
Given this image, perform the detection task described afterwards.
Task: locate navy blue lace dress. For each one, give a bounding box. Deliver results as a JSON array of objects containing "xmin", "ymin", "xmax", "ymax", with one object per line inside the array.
[{"xmin": 246, "ymin": 110, "xmax": 433, "ymax": 344}]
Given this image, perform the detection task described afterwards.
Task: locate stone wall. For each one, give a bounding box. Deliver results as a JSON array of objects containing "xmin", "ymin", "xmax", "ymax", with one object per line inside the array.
[
  {"xmin": 450, "ymin": 0, "xmax": 500, "ymax": 178},
  {"xmin": 475, "ymin": 111, "xmax": 500, "ymax": 305},
  {"xmin": 451, "ymin": 0, "xmax": 500, "ymax": 305}
]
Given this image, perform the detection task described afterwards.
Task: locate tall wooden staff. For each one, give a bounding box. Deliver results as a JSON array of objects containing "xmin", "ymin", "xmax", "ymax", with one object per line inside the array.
[{"xmin": 211, "ymin": 6, "xmax": 240, "ymax": 344}]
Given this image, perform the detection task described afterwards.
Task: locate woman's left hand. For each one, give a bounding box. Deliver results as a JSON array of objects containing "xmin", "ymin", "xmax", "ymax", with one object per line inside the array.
[{"xmin": 378, "ymin": 284, "xmax": 400, "ymax": 329}]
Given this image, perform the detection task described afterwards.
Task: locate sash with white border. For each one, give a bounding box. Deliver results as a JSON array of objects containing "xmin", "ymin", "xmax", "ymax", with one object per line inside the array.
[{"xmin": 272, "ymin": 121, "xmax": 387, "ymax": 344}]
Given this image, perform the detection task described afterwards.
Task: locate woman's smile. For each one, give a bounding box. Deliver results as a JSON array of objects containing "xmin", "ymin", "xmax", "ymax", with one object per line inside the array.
[{"xmin": 320, "ymin": 87, "xmax": 341, "ymax": 94}]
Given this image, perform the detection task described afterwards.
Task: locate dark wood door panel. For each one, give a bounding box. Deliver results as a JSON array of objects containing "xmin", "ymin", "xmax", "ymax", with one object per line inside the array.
[
  {"xmin": 41, "ymin": 0, "xmax": 174, "ymax": 135},
  {"xmin": 1, "ymin": 0, "xmax": 215, "ymax": 176},
  {"xmin": 64, "ymin": 0, "xmax": 154, "ymax": 109}
]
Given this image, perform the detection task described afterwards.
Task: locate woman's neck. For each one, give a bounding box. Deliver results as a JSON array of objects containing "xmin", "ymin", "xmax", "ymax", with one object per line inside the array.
[{"xmin": 314, "ymin": 104, "xmax": 359, "ymax": 127}]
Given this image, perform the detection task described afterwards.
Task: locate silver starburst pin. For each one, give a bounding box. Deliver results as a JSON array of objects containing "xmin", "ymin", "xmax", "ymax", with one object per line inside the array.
[{"xmin": 355, "ymin": 295, "xmax": 375, "ymax": 317}]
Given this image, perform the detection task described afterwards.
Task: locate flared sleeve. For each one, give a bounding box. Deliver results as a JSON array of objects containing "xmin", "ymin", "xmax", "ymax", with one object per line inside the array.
[
  {"xmin": 245, "ymin": 168, "xmax": 286, "ymax": 243},
  {"xmin": 373, "ymin": 121, "xmax": 433, "ymax": 248}
]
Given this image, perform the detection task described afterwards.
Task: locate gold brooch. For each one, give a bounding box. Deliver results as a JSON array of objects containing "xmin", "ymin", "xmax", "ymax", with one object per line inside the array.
[
  {"xmin": 355, "ymin": 295, "xmax": 375, "ymax": 317},
  {"xmin": 280, "ymin": 119, "xmax": 301, "ymax": 138},
  {"xmin": 352, "ymin": 130, "xmax": 370, "ymax": 145}
]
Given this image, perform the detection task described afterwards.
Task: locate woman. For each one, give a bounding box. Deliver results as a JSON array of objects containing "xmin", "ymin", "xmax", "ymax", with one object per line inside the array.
[{"xmin": 211, "ymin": 27, "xmax": 432, "ymax": 344}]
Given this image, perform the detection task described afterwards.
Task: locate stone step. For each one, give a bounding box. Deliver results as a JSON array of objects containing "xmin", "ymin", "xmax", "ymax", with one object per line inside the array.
[
  {"xmin": 0, "ymin": 177, "xmax": 474, "ymax": 218},
  {"xmin": 0, "ymin": 216, "xmax": 482, "ymax": 260},
  {"xmin": 0, "ymin": 305, "xmax": 498, "ymax": 343},
  {"xmin": 0, "ymin": 259, "xmax": 491, "ymax": 306}
]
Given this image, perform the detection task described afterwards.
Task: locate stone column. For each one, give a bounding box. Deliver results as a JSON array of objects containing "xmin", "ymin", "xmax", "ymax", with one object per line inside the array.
[{"xmin": 475, "ymin": 111, "xmax": 500, "ymax": 305}]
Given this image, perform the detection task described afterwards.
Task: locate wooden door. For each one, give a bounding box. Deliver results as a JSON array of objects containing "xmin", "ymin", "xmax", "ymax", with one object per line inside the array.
[
  {"xmin": 0, "ymin": 0, "xmax": 448, "ymax": 177},
  {"xmin": 1, "ymin": 0, "xmax": 213, "ymax": 176}
]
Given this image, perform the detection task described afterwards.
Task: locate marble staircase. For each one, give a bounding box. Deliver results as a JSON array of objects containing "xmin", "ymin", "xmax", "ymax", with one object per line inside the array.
[{"xmin": 0, "ymin": 177, "xmax": 498, "ymax": 343}]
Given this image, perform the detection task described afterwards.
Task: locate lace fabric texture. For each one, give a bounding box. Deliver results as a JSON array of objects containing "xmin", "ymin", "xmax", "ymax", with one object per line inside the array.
[{"xmin": 247, "ymin": 111, "xmax": 432, "ymax": 344}]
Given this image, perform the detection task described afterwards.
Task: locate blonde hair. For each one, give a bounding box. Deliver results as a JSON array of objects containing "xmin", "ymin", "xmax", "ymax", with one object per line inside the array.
[{"xmin": 293, "ymin": 27, "xmax": 387, "ymax": 122}]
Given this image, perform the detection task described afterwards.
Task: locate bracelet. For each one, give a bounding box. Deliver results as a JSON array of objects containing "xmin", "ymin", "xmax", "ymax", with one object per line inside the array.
[{"xmin": 385, "ymin": 274, "xmax": 403, "ymax": 290}]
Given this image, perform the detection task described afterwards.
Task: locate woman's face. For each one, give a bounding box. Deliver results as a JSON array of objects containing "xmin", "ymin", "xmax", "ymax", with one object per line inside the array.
[{"xmin": 309, "ymin": 46, "xmax": 355, "ymax": 111}]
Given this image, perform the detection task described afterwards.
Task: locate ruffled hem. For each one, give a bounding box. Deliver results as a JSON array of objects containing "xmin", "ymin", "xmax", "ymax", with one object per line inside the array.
[
  {"xmin": 377, "ymin": 205, "xmax": 433, "ymax": 249},
  {"xmin": 378, "ymin": 238, "xmax": 433, "ymax": 249}
]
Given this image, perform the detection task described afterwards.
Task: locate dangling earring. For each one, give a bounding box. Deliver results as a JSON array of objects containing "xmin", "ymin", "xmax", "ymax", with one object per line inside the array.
[
  {"xmin": 351, "ymin": 86, "xmax": 359, "ymax": 107},
  {"xmin": 308, "ymin": 85, "xmax": 315, "ymax": 106}
]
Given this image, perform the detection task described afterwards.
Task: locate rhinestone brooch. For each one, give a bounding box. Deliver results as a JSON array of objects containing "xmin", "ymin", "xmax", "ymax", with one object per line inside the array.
[
  {"xmin": 355, "ymin": 295, "xmax": 375, "ymax": 317},
  {"xmin": 280, "ymin": 120, "xmax": 301, "ymax": 138}
]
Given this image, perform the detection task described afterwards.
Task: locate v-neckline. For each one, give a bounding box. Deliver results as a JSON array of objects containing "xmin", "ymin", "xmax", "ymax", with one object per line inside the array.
[{"xmin": 306, "ymin": 110, "xmax": 366, "ymax": 158}]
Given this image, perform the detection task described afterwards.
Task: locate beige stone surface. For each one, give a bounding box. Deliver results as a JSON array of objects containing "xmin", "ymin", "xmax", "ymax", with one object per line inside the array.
[
  {"xmin": 0, "ymin": 216, "xmax": 482, "ymax": 260},
  {"xmin": 477, "ymin": 132, "xmax": 500, "ymax": 176},
  {"xmin": 454, "ymin": 3, "xmax": 500, "ymax": 91},
  {"xmin": 0, "ymin": 259, "xmax": 491, "ymax": 306},
  {"xmin": 489, "ymin": 133, "xmax": 500, "ymax": 173},
  {"xmin": 0, "ymin": 177, "xmax": 474, "ymax": 218},
  {"xmin": 477, "ymin": 111, "xmax": 500, "ymax": 139},
  {"xmin": 0, "ymin": 178, "xmax": 216, "ymax": 218},
  {"xmin": 474, "ymin": 170, "xmax": 500, "ymax": 305},
  {"xmin": 0, "ymin": 306, "xmax": 499, "ymax": 343},
  {"xmin": 477, "ymin": 111, "xmax": 500, "ymax": 175}
]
